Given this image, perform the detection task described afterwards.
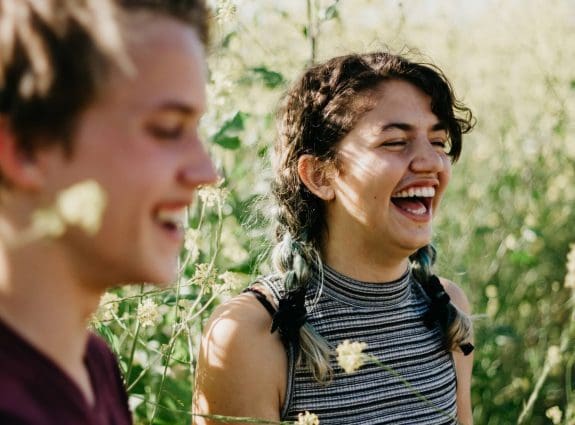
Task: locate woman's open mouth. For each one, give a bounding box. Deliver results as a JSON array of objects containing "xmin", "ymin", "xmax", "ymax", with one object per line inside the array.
[{"xmin": 391, "ymin": 186, "xmax": 434, "ymax": 217}]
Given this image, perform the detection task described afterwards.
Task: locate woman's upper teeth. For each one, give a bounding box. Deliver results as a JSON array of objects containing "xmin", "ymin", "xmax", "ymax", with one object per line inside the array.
[{"xmin": 392, "ymin": 186, "xmax": 435, "ymax": 198}]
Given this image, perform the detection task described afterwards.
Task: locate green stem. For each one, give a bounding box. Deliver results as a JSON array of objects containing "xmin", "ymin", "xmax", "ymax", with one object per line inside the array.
[
  {"xmin": 125, "ymin": 319, "xmax": 141, "ymax": 385},
  {"xmin": 306, "ymin": 0, "xmax": 317, "ymax": 65},
  {"xmin": 367, "ymin": 355, "xmax": 461, "ymax": 424},
  {"xmin": 150, "ymin": 251, "xmax": 185, "ymax": 423}
]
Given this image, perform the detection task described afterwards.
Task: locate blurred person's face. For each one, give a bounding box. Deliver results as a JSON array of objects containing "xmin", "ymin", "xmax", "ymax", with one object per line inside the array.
[
  {"xmin": 322, "ymin": 79, "xmax": 451, "ymax": 259},
  {"xmin": 34, "ymin": 15, "xmax": 217, "ymax": 288}
]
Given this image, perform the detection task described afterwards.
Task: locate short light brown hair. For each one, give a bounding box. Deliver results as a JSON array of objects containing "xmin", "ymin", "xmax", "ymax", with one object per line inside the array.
[{"xmin": 0, "ymin": 0, "xmax": 209, "ymax": 185}]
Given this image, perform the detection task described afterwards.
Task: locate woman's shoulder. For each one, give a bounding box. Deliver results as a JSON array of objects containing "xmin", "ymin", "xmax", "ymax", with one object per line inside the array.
[
  {"xmin": 438, "ymin": 277, "xmax": 472, "ymax": 314},
  {"xmin": 193, "ymin": 284, "xmax": 287, "ymax": 423},
  {"xmin": 200, "ymin": 286, "xmax": 282, "ymax": 356}
]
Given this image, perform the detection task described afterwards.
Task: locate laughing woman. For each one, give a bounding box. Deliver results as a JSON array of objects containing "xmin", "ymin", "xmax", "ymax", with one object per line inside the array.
[{"xmin": 193, "ymin": 52, "xmax": 475, "ymax": 425}]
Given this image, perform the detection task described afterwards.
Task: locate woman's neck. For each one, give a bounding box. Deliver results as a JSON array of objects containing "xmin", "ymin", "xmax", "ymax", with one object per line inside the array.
[{"xmin": 321, "ymin": 242, "xmax": 410, "ymax": 283}]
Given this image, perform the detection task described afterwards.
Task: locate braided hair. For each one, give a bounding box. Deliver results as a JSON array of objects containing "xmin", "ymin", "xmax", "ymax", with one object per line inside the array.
[{"xmin": 270, "ymin": 52, "xmax": 475, "ymax": 382}]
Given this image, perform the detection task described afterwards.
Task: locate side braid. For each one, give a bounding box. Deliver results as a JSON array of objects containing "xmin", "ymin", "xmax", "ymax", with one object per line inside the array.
[
  {"xmin": 270, "ymin": 215, "xmax": 332, "ymax": 381},
  {"xmin": 411, "ymin": 245, "xmax": 474, "ymax": 355}
]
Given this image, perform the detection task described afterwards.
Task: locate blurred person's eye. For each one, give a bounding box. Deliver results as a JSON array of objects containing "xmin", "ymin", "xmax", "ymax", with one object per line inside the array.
[{"xmin": 145, "ymin": 111, "xmax": 190, "ymax": 140}]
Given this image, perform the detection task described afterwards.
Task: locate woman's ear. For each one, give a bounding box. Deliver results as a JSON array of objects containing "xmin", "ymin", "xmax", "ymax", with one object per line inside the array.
[
  {"xmin": 0, "ymin": 118, "xmax": 44, "ymax": 191},
  {"xmin": 297, "ymin": 154, "xmax": 335, "ymax": 201}
]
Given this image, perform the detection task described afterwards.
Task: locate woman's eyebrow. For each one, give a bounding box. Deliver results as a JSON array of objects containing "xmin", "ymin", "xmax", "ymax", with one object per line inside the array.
[
  {"xmin": 431, "ymin": 122, "xmax": 448, "ymax": 132},
  {"xmin": 380, "ymin": 122, "xmax": 447, "ymax": 132},
  {"xmin": 381, "ymin": 122, "xmax": 412, "ymax": 132}
]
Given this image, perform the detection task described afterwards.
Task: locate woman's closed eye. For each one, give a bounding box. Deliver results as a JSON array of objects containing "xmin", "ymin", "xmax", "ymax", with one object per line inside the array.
[
  {"xmin": 381, "ymin": 139, "xmax": 407, "ymax": 148},
  {"xmin": 431, "ymin": 138, "xmax": 451, "ymax": 153}
]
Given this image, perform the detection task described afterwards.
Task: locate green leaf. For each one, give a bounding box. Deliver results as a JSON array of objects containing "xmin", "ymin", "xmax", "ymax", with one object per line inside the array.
[
  {"xmin": 250, "ymin": 66, "xmax": 285, "ymax": 89},
  {"xmin": 221, "ymin": 31, "xmax": 236, "ymax": 49},
  {"xmin": 94, "ymin": 322, "xmax": 120, "ymax": 354},
  {"xmin": 324, "ymin": 4, "xmax": 339, "ymax": 20},
  {"xmin": 211, "ymin": 112, "xmax": 246, "ymax": 150},
  {"xmin": 213, "ymin": 135, "xmax": 241, "ymax": 150},
  {"xmin": 220, "ymin": 111, "xmax": 246, "ymax": 133},
  {"xmin": 509, "ymin": 250, "xmax": 536, "ymax": 267}
]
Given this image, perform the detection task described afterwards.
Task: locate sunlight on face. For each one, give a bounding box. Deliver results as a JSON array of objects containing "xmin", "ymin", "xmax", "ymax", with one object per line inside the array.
[
  {"xmin": 324, "ymin": 80, "xmax": 452, "ymax": 261},
  {"xmin": 38, "ymin": 14, "xmax": 217, "ymax": 288}
]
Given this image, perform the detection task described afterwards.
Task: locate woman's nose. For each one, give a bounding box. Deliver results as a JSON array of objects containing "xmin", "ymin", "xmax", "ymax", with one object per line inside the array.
[{"xmin": 409, "ymin": 137, "xmax": 445, "ymax": 174}]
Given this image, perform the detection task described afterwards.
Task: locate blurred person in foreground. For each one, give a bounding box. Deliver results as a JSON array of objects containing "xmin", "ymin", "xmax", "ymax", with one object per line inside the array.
[
  {"xmin": 194, "ymin": 52, "xmax": 475, "ymax": 424},
  {"xmin": 0, "ymin": 0, "xmax": 216, "ymax": 423}
]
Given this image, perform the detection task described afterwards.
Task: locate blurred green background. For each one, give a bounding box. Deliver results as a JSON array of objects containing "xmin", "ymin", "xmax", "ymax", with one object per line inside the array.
[{"xmin": 94, "ymin": 1, "xmax": 575, "ymax": 423}]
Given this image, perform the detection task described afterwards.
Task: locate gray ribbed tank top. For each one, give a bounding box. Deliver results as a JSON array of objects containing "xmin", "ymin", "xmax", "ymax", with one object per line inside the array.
[{"xmin": 258, "ymin": 265, "xmax": 458, "ymax": 424}]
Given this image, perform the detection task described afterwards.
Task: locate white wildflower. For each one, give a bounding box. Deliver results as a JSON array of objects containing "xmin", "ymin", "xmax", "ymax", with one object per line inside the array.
[
  {"xmin": 30, "ymin": 209, "xmax": 66, "ymax": 238},
  {"xmin": 216, "ymin": 0, "xmax": 237, "ymax": 23},
  {"xmin": 184, "ymin": 228, "xmax": 201, "ymax": 263},
  {"xmin": 198, "ymin": 182, "xmax": 228, "ymax": 208},
  {"xmin": 504, "ymin": 234, "xmax": 518, "ymax": 251},
  {"xmin": 137, "ymin": 298, "xmax": 160, "ymax": 327},
  {"xmin": 295, "ymin": 411, "xmax": 320, "ymax": 425},
  {"xmin": 521, "ymin": 228, "xmax": 537, "ymax": 243},
  {"xmin": 336, "ymin": 340, "xmax": 368, "ymax": 374},
  {"xmin": 220, "ymin": 226, "xmax": 249, "ymax": 264},
  {"xmin": 565, "ymin": 244, "xmax": 575, "ymax": 289},
  {"xmin": 218, "ymin": 271, "xmax": 245, "ymax": 292},
  {"xmin": 192, "ymin": 263, "xmax": 218, "ymax": 286},
  {"xmin": 547, "ymin": 345, "xmax": 561, "ymax": 367},
  {"xmin": 208, "ymin": 68, "xmax": 234, "ymax": 108},
  {"xmin": 56, "ymin": 180, "xmax": 107, "ymax": 235},
  {"xmin": 177, "ymin": 299, "xmax": 193, "ymax": 311},
  {"xmin": 485, "ymin": 285, "xmax": 498, "ymax": 298},
  {"xmin": 546, "ymin": 406, "xmax": 562, "ymax": 424},
  {"xmin": 97, "ymin": 292, "xmax": 120, "ymax": 322}
]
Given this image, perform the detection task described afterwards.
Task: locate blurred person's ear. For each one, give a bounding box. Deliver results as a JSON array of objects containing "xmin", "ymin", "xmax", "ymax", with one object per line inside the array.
[
  {"xmin": 298, "ymin": 154, "xmax": 335, "ymax": 201},
  {"xmin": 0, "ymin": 118, "xmax": 44, "ymax": 191}
]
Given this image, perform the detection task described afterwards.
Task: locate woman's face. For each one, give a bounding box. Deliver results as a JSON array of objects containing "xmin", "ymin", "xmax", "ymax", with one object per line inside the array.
[
  {"xmin": 35, "ymin": 15, "xmax": 217, "ymax": 288},
  {"xmin": 322, "ymin": 79, "xmax": 452, "ymax": 262}
]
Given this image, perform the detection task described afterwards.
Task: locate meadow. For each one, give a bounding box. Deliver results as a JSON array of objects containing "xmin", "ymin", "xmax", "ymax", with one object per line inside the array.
[{"xmin": 92, "ymin": 0, "xmax": 575, "ymax": 423}]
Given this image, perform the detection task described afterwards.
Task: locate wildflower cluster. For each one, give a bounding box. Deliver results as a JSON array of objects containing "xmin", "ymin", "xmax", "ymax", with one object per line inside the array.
[
  {"xmin": 192, "ymin": 263, "xmax": 218, "ymax": 286},
  {"xmin": 198, "ymin": 183, "xmax": 229, "ymax": 208},
  {"xmin": 184, "ymin": 228, "xmax": 201, "ymax": 263},
  {"xmin": 218, "ymin": 271, "xmax": 245, "ymax": 292},
  {"xmin": 96, "ymin": 292, "xmax": 120, "ymax": 322},
  {"xmin": 546, "ymin": 406, "xmax": 562, "ymax": 424},
  {"xmin": 336, "ymin": 340, "xmax": 368, "ymax": 374},
  {"xmin": 295, "ymin": 411, "xmax": 320, "ymax": 425},
  {"xmin": 215, "ymin": 0, "xmax": 237, "ymax": 24},
  {"xmin": 30, "ymin": 180, "xmax": 106, "ymax": 239},
  {"xmin": 137, "ymin": 299, "xmax": 160, "ymax": 328},
  {"xmin": 565, "ymin": 244, "xmax": 575, "ymax": 289}
]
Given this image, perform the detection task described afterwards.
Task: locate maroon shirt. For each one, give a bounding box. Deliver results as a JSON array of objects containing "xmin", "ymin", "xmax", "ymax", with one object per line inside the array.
[{"xmin": 0, "ymin": 320, "xmax": 132, "ymax": 425}]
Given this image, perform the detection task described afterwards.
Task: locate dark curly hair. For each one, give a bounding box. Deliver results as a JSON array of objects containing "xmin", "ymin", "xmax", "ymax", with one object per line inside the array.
[{"xmin": 271, "ymin": 52, "xmax": 475, "ymax": 381}]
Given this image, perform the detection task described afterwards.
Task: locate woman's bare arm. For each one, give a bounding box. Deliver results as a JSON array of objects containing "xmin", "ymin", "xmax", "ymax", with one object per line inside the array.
[
  {"xmin": 192, "ymin": 293, "xmax": 287, "ymax": 425},
  {"xmin": 441, "ymin": 278, "xmax": 474, "ymax": 425}
]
